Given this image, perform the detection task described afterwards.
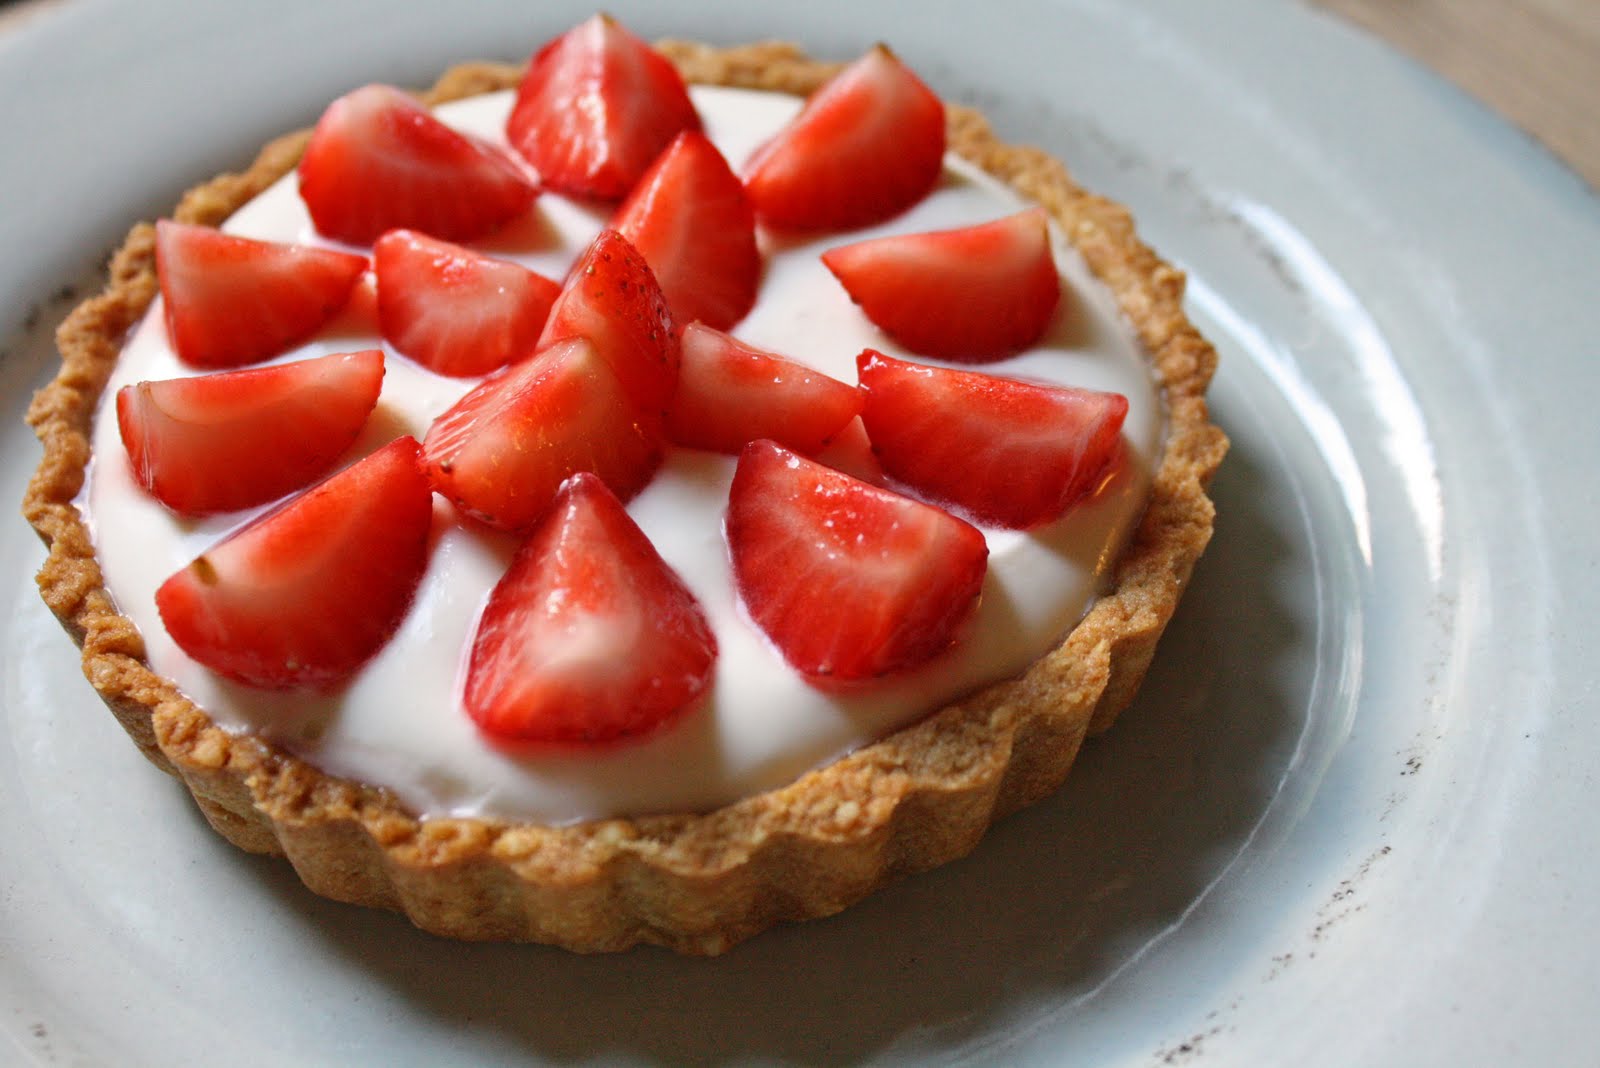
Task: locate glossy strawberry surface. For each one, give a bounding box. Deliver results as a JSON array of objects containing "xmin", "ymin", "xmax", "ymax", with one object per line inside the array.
[
  {"xmin": 537, "ymin": 228, "xmax": 678, "ymax": 423},
  {"xmin": 117, "ymin": 349, "xmax": 384, "ymax": 515},
  {"xmin": 506, "ymin": 14, "xmax": 701, "ymax": 199},
  {"xmin": 857, "ymin": 350, "xmax": 1128, "ymax": 528},
  {"xmin": 155, "ymin": 436, "xmax": 434, "ymax": 691},
  {"xmin": 300, "ymin": 84, "xmax": 537, "ymax": 244},
  {"xmin": 465, "ymin": 473, "xmax": 716, "ymax": 745},
  {"xmin": 422, "ymin": 336, "xmax": 662, "ymax": 532},
  {"xmin": 374, "ymin": 229, "xmax": 560, "ymax": 377},
  {"xmin": 666, "ymin": 322, "xmax": 861, "ymax": 455},
  {"xmin": 822, "ymin": 209, "xmax": 1061, "ymax": 361},
  {"xmin": 155, "ymin": 220, "xmax": 366, "ymax": 369},
  {"xmin": 727, "ymin": 440, "xmax": 988, "ymax": 682},
  {"xmin": 613, "ymin": 131, "xmax": 760, "ymax": 330},
  {"xmin": 743, "ymin": 46, "xmax": 944, "ymax": 231}
]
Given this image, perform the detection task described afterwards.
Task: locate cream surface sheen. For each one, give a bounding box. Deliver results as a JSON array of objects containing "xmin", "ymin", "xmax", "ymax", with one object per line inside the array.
[{"xmin": 86, "ymin": 85, "xmax": 1163, "ymax": 823}]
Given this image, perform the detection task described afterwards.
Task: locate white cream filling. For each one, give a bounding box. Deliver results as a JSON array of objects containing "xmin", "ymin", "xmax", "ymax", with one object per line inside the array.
[{"xmin": 85, "ymin": 85, "xmax": 1162, "ymax": 823}]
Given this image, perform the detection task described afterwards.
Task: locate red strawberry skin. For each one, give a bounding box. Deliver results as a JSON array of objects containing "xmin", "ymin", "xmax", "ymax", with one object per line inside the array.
[
  {"xmin": 613, "ymin": 131, "xmax": 760, "ymax": 331},
  {"xmin": 465, "ymin": 472, "xmax": 716, "ymax": 746},
  {"xmin": 155, "ymin": 220, "xmax": 366, "ymax": 369},
  {"xmin": 537, "ymin": 229, "xmax": 678, "ymax": 423},
  {"xmin": 857, "ymin": 350, "xmax": 1129, "ymax": 529},
  {"xmin": 422, "ymin": 336, "xmax": 662, "ymax": 532},
  {"xmin": 155, "ymin": 436, "xmax": 434, "ymax": 691},
  {"xmin": 374, "ymin": 229, "xmax": 560, "ymax": 377},
  {"xmin": 822, "ymin": 209, "xmax": 1061, "ymax": 361},
  {"xmin": 299, "ymin": 84, "xmax": 538, "ymax": 245},
  {"xmin": 117, "ymin": 349, "xmax": 384, "ymax": 515},
  {"xmin": 507, "ymin": 14, "xmax": 701, "ymax": 200},
  {"xmin": 727, "ymin": 440, "xmax": 988, "ymax": 682},
  {"xmin": 743, "ymin": 45, "xmax": 945, "ymax": 231},
  {"xmin": 667, "ymin": 322, "xmax": 861, "ymax": 456}
]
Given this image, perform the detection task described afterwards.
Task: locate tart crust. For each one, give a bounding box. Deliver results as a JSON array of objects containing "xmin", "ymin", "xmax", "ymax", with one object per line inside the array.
[{"xmin": 23, "ymin": 42, "xmax": 1227, "ymax": 954}]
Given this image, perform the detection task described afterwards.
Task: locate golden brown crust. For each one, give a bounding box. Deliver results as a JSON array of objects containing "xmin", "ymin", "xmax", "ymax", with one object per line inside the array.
[{"xmin": 23, "ymin": 43, "xmax": 1226, "ymax": 954}]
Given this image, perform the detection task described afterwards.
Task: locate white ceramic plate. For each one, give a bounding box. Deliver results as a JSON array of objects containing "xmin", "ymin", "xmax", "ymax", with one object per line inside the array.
[{"xmin": 3, "ymin": 2, "xmax": 1596, "ymax": 1065}]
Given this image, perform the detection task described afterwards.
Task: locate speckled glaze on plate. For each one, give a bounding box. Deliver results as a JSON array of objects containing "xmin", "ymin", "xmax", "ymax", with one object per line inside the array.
[{"xmin": 2, "ymin": 1, "xmax": 1597, "ymax": 1065}]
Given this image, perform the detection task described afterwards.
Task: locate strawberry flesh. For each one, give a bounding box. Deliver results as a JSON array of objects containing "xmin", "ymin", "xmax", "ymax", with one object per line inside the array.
[
  {"xmin": 299, "ymin": 84, "xmax": 538, "ymax": 245},
  {"xmin": 743, "ymin": 45, "xmax": 944, "ymax": 231},
  {"xmin": 422, "ymin": 336, "xmax": 662, "ymax": 533},
  {"xmin": 154, "ymin": 436, "xmax": 434, "ymax": 691},
  {"xmin": 374, "ymin": 229, "xmax": 560, "ymax": 378},
  {"xmin": 465, "ymin": 472, "xmax": 716, "ymax": 745},
  {"xmin": 117, "ymin": 349, "xmax": 384, "ymax": 515},
  {"xmin": 822, "ymin": 209, "xmax": 1061, "ymax": 361},
  {"xmin": 155, "ymin": 220, "xmax": 366, "ymax": 369},
  {"xmin": 667, "ymin": 322, "xmax": 861, "ymax": 455},
  {"xmin": 727, "ymin": 440, "xmax": 988, "ymax": 682},
  {"xmin": 507, "ymin": 14, "xmax": 701, "ymax": 200},
  {"xmin": 811, "ymin": 415, "xmax": 886, "ymax": 486},
  {"xmin": 613, "ymin": 131, "xmax": 760, "ymax": 331},
  {"xmin": 537, "ymin": 228, "xmax": 678, "ymax": 424},
  {"xmin": 857, "ymin": 350, "xmax": 1129, "ymax": 529}
]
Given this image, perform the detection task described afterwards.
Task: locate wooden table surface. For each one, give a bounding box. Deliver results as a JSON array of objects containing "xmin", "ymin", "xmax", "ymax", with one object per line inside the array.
[
  {"xmin": 1314, "ymin": 0, "xmax": 1599, "ymax": 189},
  {"xmin": 4, "ymin": 0, "xmax": 1596, "ymax": 190}
]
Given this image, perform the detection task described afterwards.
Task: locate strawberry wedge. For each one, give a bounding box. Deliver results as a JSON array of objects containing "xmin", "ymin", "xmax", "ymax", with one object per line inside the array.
[
  {"xmin": 422, "ymin": 336, "xmax": 662, "ymax": 533},
  {"xmin": 727, "ymin": 440, "xmax": 988, "ymax": 682},
  {"xmin": 857, "ymin": 350, "xmax": 1129, "ymax": 529},
  {"xmin": 155, "ymin": 220, "xmax": 367, "ymax": 369},
  {"xmin": 507, "ymin": 14, "xmax": 700, "ymax": 200},
  {"xmin": 743, "ymin": 45, "xmax": 945, "ymax": 231},
  {"xmin": 822, "ymin": 209, "xmax": 1062, "ymax": 361},
  {"xmin": 374, "ymin": 229, "xmax": 560, "ymax": 378},
  {"xmin": 613, "ymin": 131, "xmax": 760, "ymax": 331},
  {"xmin": 299, "ymin": 84, "xmax": 538, "ymax": 244},
  {"xmin": 117, "ymin": 349, "xmax": 384, "ymax": 515},
  {"xmin": 667, "ymin": 322, "xmax": 861, "ymax": 455},
  {"xmin": 537, "ymin": 229, "xmax": 678, "ymax": 423},
  {"xmin": 465, "ymin": 473, "xmax": 716, "ymax": 746},
  {"xmin": 155, "ymin": 436, "xmax": 434, "ymax": 691}
]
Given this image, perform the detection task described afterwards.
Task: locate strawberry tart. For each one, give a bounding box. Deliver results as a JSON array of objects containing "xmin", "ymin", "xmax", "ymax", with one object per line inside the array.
[{"xmin": 24, "ymin": 17, "xmax": 1225, "ymax": 953}]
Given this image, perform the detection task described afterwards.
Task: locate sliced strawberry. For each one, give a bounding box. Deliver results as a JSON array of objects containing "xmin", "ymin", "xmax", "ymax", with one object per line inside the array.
[
  {"xmin": 812, "ymin": 415, "xmax": 885, "ymax": 485},
  {"xmin": 373, "ymin": 229, "xmax": 560, "ymax": 377},
  {"xmin": 299, "ymin": 84, "xmax": 538, "ymax": 244},
  {"xmin": 155, "ymin": 220, "xmax": 366, "ymax": 369},
  {"xmin": 857, "ymin": 350, "xmax": 1128, "ymax": 529},
  {"xmin": 117, "ymin": 349, "xmax": 384, "ymax": 515},
  {"xmin": 422, "ymin": 336, "xmax": 662, "ymax": 532},
  {"xmin": 506, "ymin": 14, "xmax": 700, "ymax": 200},
  {"xmin": 325, "ymin": 267, "xmax": 381, "ymax": 337},
  {"xmin": 743, "ymin": 45, "xmax": 944, "ymax": 231},
  {"xmin": 666, "ymin": 322, "xmax": 861, "ymax": 455},
  {"xmin": 727, "ymin": 440, "xmax": 987, "ymax": 682},
  {"xmin": 612, "ymin": 131, "xmax": 760, "ymax": 331},
  {"xmin": 154, "ymin": 436, "xmax": 433, "ymax": 691},
  {"xmin": 537, "ymin": 228, "xmax": 677, "ymax": 422},
  {"xmin": 822, "ymin": 209, "xmax": 1061, "ymax": 361},
  {"xmin": 465, "ymin": 472, "xmax": 716, "ymax": 746}
]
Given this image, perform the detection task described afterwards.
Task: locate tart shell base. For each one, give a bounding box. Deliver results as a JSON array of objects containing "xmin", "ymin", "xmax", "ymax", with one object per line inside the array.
[{"xmin": 23, "ymin": 44, "xmax": 1226, "ymax": 954}]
